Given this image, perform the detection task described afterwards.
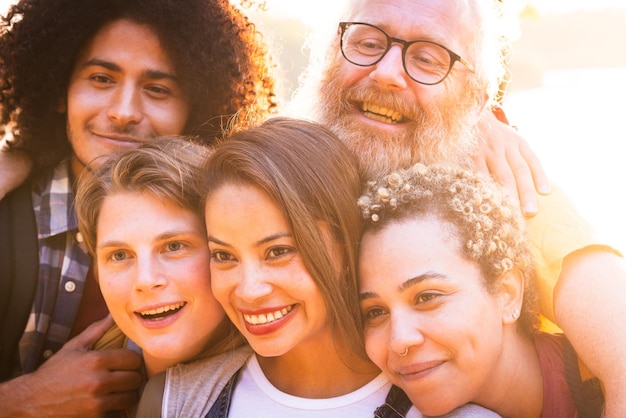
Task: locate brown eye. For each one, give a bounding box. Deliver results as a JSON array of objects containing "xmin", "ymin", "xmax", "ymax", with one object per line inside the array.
[
  {"xmin": 365, "ymin": 307, "xmax": 385, "ymax": 319},
  {"xmin": 361, "ymin": 306, "xmax": 388, "ymax": 326},
  {"xmin": 211, "ymin": 250, "xmax": 235, "ymax": 262},
  {"xmin": 415, "ymin": 292, "xmax": 440, "ymax": 305},
  {"xmin": 267, "ymin": 246, "xmax": 295, "ymax": 259}
]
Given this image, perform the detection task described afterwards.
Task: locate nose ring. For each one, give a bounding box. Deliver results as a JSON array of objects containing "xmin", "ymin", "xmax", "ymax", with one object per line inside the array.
[{"xmin": 398, "ymin": 347, "xmax": 409, "ymax": 357}]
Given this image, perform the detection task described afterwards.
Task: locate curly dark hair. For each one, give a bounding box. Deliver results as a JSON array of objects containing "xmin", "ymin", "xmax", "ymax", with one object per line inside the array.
[
  {"xmin": 358, "ymin": 163, "xmax": 540, "ymax": 337},
  {"xmin": 0, "ymin": 0, "xmax": 277, "ymax": 168}
]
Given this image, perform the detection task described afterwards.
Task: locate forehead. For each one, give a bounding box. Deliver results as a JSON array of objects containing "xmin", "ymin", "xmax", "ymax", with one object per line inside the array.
[
  {"xmin": 206, "ymin": 183, "xmax": 285, "ymax": 226},
  {"xmin": 346, "ymin": 0, "xmax": 479, "ymax": 53},
  {"xmin": 78, "ymin": 18, "xmax": 174, "ymax": 68},
  {"xmin": 359, "ymin": 216, "xmax": 473, "ymax": 287},
  {"xmin": 363, "ymin": 216, "xmax": 460, "ymax": 258}
]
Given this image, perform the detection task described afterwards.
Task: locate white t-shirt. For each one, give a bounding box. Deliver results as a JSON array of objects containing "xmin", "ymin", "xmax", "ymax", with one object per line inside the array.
[{"xmin": 228, "ymin": 355, "xmax": 422, "ymax": 417}]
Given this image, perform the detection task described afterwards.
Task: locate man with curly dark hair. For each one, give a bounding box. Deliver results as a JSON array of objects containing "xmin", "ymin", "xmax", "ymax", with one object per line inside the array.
[{"xmin": 0, "ymin": 0, "xmax": 276, "ymax": 415}]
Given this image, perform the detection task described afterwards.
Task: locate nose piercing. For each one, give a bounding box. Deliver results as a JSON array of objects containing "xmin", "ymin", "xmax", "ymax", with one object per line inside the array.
[{"xmin": 398, "ymin": 347, "xmax": 409, "ymax": 357}]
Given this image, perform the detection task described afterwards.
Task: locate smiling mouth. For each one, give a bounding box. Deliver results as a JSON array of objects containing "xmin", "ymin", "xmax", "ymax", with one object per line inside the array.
[
  {"xmin": 361, "ymin": 102, "xmax": 406, "ymax": 124},
  {"xmin": 397, "ymin": 360, "xmax": 444, "ymax": 380},
  {"xmin": 138, "ymin": 302, "xmax": 186, "ymax": 320},
  {"xmin": 243, "ymin": 305, "xmax": 294, "ymax": 325},
  {"xmin": 93, "ymin": 131, "xmax": 143, "ymax": 143}
]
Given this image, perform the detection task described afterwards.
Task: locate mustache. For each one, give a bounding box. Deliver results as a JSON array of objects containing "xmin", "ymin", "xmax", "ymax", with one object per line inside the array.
[
  {"xmin": 85, "ymin": 122, "xmax": 148, "ymax": 138},
  {"xmin": 343, "ymin": 84, "xmax": 425, "ymax": 122}
]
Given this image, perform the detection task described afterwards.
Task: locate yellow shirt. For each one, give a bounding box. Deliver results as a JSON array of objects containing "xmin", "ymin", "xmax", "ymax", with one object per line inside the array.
[{"xmin": 527, "ymin": 183, "xmax": 620, "ymax": 330}]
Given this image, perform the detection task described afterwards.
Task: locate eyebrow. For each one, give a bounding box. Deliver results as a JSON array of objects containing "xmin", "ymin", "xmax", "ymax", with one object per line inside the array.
[
  {"xmin": 208, "ymin": 232, "xmax": 293, "ymax": 249},
  {"xmin": 359, "ymin": 272, "xmax": 448, "ymax": 301},
  {"xmin": 82, "ymin": 58, "xmax": 179, "ymax": 82}
]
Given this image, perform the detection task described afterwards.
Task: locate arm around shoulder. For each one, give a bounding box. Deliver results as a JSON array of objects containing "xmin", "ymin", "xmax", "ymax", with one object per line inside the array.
[
  {"xmin": 473, "ymin": 107, "xmax": 550, "ymax": 217},
  {"xmin": 555, "ymin": 247, "xmax": 626, "ymax": 417},
  {"xmin": 0, "ymin": 316, "xmax": 143, "ymax": 417},
  {"xmin": 0, "ymin": 372, "xmax": 49, "ymax": 417}
]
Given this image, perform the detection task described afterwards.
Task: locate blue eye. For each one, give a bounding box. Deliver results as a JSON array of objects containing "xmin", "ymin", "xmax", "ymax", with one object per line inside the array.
[
  {"xmin": 110, "ymin": 250, "xmax": 128, "ymax": 262},
  {"xmin": 166, "ymin": 241, "xmax": 183, "ymax": 252}
]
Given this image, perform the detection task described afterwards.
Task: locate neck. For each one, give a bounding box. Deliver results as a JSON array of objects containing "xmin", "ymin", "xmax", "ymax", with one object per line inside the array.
[
  {"xmin": 143, "ymin": 353, "xmax": 174, "ymax": 379},
  {"xmin": 477, "ymin": 330, "xmax": 544, "ymax": 418},
  {"xmin": 257, "ymin": 335, "xmax": 379, "ymax": 398},
  {"xmin": 70, "ymin": 154, "xmax": 85, "ymax": 183},
  {"xmin": 143, "ymin": 320, "xmax": 240, "ymax": 379}
]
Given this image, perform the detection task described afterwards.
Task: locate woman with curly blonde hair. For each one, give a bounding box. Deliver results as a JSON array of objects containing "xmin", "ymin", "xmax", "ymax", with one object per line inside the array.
[{"xmin": 358, "ymin": 164, "xmax": 604, "ymax": 418}]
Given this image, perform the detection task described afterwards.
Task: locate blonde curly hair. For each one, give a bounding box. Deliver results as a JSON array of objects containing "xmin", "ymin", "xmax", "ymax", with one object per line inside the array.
[{"xmin": 358, "ymin": 163, "xmax": 540, "ymax": 335}]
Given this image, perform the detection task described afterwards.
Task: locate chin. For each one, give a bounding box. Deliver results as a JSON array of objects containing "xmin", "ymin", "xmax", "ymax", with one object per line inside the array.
[{"xmin": 408, "ymin": 391, "xmax": 464, "ymax": 417}]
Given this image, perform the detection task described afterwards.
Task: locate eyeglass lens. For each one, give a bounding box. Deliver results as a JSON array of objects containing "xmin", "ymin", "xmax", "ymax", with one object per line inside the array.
[{"xmin": 341, "ymin": 23, "xmax": 454, "ymax": 85}]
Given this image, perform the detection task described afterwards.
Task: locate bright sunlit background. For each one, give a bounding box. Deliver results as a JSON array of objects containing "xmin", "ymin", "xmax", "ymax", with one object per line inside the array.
[
  {"xmin": 1, "ymin": 0, "xmax": 624, "ymax": 252},
  {"xmin": 253, "ymin": 0, "xmax": 626, "ymax": 254}
]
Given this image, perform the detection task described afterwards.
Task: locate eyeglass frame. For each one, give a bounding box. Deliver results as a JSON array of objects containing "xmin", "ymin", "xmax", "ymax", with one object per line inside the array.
[{"xmin": 338, "ymin": 21, "xmax": 475, "ymax": 86}]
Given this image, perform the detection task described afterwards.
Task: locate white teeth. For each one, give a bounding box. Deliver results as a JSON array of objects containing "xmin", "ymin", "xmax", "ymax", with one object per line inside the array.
[
  {"xmin": 362, "ymin": 102, "xmax": 404, "ymax": 123},
  {"xmin": 244, "ymin": 306, "xmax": 292, "ymax": 325},
  {"xmin": 140, "ymin": 302, "xmax": 185, "ymax": 316}
]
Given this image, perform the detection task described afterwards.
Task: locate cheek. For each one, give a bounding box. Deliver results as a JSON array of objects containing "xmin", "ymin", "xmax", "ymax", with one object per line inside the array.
[
  {"xmin": 150, "ymin": 100, "xmax": 189, "ymax": 135},
  {"xmin": 97, "ymin": 268, "xmax": 125, "ymax": 294},
  {"xmin": 209, "ymin": 268, "xmax": 233, "ymax": 307},
  {"xmin": 407, "ymin": 83, "xmax": 446, "ymax": 113},
  {"xmin": 199, "ymin": 275, "xmax": 225, "ymax": 319},
  {"xmin": 97, "ymin": 274, "xmax": 130, "ymax": 317},
  {"xmin": 339, "ymin": 60, "xmax": 370, "ymax": 87},
  {"xmin": 183, "ymin": 257, "xmax": 217, "ymax": 300},
  {"xmin": 363, "ymin": 326, "xmax": 387, "ymax": 369},
  {"xmin": 66, "ymin": 82, "xmax": 103, "ymax": 117},
  {"xmin": 198, "ymin": 292, "xmax": 226, "ymax": 328}
]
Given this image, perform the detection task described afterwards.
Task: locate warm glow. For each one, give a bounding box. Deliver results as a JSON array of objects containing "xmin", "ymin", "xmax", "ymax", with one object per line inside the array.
[
  {"xmin": 255, "ymin": 0, "xmax": 626, "ymax": 254},
  {"xmin": 1, "ymin": 0, "xmax": 623, "ymax": 252}
]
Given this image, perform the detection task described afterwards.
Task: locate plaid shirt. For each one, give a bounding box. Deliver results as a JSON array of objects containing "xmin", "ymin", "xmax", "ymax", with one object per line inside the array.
[{"xmin": 18, "ymin": 160, "xmax": 92, "ymax": 373}]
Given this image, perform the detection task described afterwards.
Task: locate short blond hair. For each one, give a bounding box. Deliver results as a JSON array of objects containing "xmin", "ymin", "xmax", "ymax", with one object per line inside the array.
[{"xmin": 75, "ymin": 137, "xmax": 211, "ymax": 257}]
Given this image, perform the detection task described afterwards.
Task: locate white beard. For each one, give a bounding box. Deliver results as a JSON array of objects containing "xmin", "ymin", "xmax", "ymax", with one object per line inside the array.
[{"xmin": 315, "ymin": 58, "xmax": 484, "ymax": 179}]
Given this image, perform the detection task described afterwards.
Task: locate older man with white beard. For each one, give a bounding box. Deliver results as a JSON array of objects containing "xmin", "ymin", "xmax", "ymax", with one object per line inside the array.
[{"xmin": 292, "ymin": 0, "xmax": 626, "ymax": 416}]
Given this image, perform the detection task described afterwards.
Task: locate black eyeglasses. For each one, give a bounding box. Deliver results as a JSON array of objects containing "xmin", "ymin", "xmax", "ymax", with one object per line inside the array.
[{"xmin": 339, "ymin": 22, "xmax": 474, "ymax": 86}]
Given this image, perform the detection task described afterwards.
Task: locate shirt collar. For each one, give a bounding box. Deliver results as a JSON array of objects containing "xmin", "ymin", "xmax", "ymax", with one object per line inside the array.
[{"xmin": 33, "ymin": 160, "xmax": 78, "ymax": 239}]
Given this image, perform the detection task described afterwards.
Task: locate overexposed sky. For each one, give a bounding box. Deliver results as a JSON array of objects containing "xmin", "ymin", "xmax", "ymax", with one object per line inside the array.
[
  {"xmin": 259, "ymin": 0, "xmax": 626, "ymax": 22},
  {"xmin": 0, "ymin": 0, "xmax": 622, "ymax": 250},
  {"xmin": 531, "ymin": 0, "xmax": 626, "ymax": 14},
  {"xmin": 2, "ymin": 0, "xmax": 625, "ymax": 21}
]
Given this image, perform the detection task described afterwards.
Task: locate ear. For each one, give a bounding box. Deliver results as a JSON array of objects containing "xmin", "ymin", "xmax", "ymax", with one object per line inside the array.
[{"xmin": 499, "ymin": 269, "xmax": 524, "ymax": 325}]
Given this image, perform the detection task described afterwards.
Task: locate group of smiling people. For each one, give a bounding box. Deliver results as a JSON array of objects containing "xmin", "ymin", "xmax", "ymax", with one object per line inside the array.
[
  {"xmin": 0, "ymin": 0, "xmax": 616, "ymax": 415},
  {"xmin": 74, "ymin": 117, "xmax": 603, "ymax": 417}
]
